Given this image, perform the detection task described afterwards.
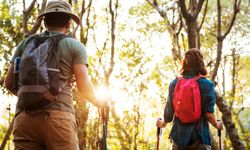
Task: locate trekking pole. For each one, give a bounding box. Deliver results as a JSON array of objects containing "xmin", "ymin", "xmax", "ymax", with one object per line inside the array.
[
  {"xmin": 217, "ymin": 120, "xmax": 222, "ymax": 150},
  {"xmin": 101, "ymin": 107, "xmax": 107, "ymax": 150},
  {"xmin": 156, "ymin": 118, "xmax": 162, "ymax": 150}
]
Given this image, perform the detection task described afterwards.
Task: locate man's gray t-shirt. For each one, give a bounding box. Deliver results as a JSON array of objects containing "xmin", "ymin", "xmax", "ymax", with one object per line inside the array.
[{"xmin": 11, "ymin": 31, "xmax": 88, "ymax": 114}]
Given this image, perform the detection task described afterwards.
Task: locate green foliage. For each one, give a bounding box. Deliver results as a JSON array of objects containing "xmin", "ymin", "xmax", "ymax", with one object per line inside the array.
[
  {"xmin": 129, "ymin": 2, "xmax": 153, "ymax": 16},
  {"xmin": 0, "ymin": 0, "xmax": 23, "ymax": 93},
  {"xmin": 129, "ymin": 2, "xmax": 167, "ymax": 34}
]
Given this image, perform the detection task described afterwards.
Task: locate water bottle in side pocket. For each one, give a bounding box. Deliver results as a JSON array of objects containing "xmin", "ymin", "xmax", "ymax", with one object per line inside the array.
[{"xmin": 13, "ymin": 57, "xmax": 21, "ymax": 90}]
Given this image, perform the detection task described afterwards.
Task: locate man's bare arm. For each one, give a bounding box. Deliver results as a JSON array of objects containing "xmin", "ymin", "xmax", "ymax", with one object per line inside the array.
[
  {"xmin": 4, "ymin": 63, "xmax": 17, "ymax": 96},
  {"xmin": 73, "ymin": 64, "xmax": 104, "ymax": 107}
]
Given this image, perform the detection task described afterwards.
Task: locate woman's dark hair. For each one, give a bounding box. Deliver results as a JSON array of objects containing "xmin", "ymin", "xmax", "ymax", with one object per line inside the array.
[
  {"xmin": 44, "ymin": 12, "xmax": 70, "ymax": 27},
  {"xmin": 180, "ymin": 48, "xmax": 207, "ymax": 76}
]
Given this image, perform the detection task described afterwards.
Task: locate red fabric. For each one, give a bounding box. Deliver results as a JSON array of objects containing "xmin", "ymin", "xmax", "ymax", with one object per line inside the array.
[{"xmin": 173, "ymin": 76, "xmax": 202, "ymax": 123}]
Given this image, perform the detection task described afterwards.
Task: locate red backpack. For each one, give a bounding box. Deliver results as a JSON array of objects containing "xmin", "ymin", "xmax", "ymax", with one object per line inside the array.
[{"xmin": 173, "ymin": 76, "xmax": 202, "ymax": 123}]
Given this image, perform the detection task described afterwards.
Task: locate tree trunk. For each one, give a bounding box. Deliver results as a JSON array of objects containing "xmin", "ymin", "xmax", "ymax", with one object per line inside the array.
[
  {"xmin": 179, "ymin": 0, "xmax": 204, "ymax": 49},
  {"xmin": 211, "ymin": 40, "xmax": 223, "ymax": 81},
  {"xmin": 187, "ymin": 20, "xmax": 198, "ymax": 49},
  {"xmin": 215, "ymin": 91, "xmax": 245, "ymax": 150},
  {"xmin": 187, "ymin": 0, "xmax": 198, "ymax": 49}
]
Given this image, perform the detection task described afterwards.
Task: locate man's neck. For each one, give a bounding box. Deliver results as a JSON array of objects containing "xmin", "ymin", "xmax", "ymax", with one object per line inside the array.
[{"xmin": 47, "ymin": 26, "xmax": 67, "ymax": 34}]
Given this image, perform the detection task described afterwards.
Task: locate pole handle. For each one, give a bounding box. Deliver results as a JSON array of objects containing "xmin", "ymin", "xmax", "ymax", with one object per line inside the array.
[
  {"xmin": 101, "ymin": 108, "xmax": 106, "ymax": 123},
  {"xmin": 156, "ymin": 127, "xmax": 161, "ymax": 150},
  {"xmin": 217, "ymin": 120, "xmax": 221, "ymax": 137},
  {"xmin": 218, "ymin": 128, "xmax": 221, "ymax": 136},
  {"xmin": 157, "ymin": 118, "xmax": 163, "ymax": 136},
  {"xmin": 217, "ymin": 120, "xmax": 222, "ymax": 150}
]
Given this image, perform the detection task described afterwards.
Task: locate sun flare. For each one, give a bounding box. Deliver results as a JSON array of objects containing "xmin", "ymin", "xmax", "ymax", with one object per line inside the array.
[{"xmin": 96, "ymin": 84, "xmax": 133, "ymax": 116}]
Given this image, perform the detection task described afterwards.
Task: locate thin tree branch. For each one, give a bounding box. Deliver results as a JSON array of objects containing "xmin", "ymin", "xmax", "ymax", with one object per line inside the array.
[
  {"xmin": 176, "ymin": 12, "xmax": 183, "ymax": 36},
  {"xmin": 146, "ymin": 0, "xmax": 167, "ymax": 19},
  {"xmin": 79, "ymin": 1, "xmax": 86, "ymax": 27},
  {"xmin": 83, "ymin": 0, "xmax": 93, "ymax": 44},
  {"xmin": 72, "ymin": 1, "xmax": 85, "ymax": 37},
  {"xmin": 145, "ymin": 0, "xmax": 174, "ymax": 35},
  {"xmin": 222, "ymin": 0, "xmax": 240, "ymax": 39},
  {"xmin": 107, "ymin": 0, "xmax": 118, "ymax": 78},
  {"xmin": 179, "ymin": 0, "xmax": 204, "ymax": 21},
  {"xmin": 211, "ymin": 0, "xmax": 222, "ymax": 81},
  {"xmin": 24, "ymin": 0, "xmax": 36, "ymax": 14},
  {"xmin": 114, "ymin": 0, "xmax": 119, "ymax": 22},
  {"xmin": 178, "ymin": 0, "xmax": 192, "ymax": 20},
  {"xmin": 30, "ymin": 0, "xmax": 47, "ymax": 35},
  {"xmin": 22, "ymin": 0, "xmax": 36, "ymax": 36},
  {"xmin": 217, "ymin": 0, "xmax": 222, "ymax": 39},
  {"xmin": 171, "ymin": 5, "xmax": 176, "ymax": 25},
  {"xmin": 92, "ymin": 27, "xmax": 109, "ymax": 76},
  {"xmin": 198, "ymin": 0, "xmax": 208, "ymax": 31},
  {"xmin": 192, "ymin": 0, "xmax": 205, "ymax": 20},
  {"xmin": 22, "ymin": 0, "xmax": 27, "ymax": 36},
  {"xmin": 212, "ymin": 0, "xmax": 241, "ymax": 81},
  {"xmin": 38, "ymin": 0, "xmax": 47, "ymax": 16}
]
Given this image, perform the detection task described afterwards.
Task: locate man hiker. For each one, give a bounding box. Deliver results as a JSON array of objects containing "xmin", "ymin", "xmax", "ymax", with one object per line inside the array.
[
  {"xmin": 156, "ymin": 49, "xmax": 223, "ymax": 150},
  {"xmin": 4, "ymin": 0, "xmax": 106, "ymax": 149}
]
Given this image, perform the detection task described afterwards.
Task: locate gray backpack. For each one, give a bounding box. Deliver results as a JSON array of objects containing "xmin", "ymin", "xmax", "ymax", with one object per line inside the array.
[{"xmin": 17, "ymin": 33, "xmax": 68, "ymax": 111}]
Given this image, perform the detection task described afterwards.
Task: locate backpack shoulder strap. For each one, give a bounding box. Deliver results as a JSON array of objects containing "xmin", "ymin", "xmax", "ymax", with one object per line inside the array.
[
  {"xmin": 39, "ymin": 31, "xmax": 71, "ymax": 43},
  {"xmin": 193, "ymin": 75, "xmax": 205, "ymax": 81},
  {"xmin": 46, "ymin": 33, "xmax": 71, "ymax": 94},
  {"xmin": 25, "ymin": 34, "xmax": 49, "ymax": 47},
  {"xmin": 51, "ymin": 33, "xmax": 71, "ymax": 42},
  {"xmin": 48, "ymin": 34, "xmax": 70, "ymax": 52},
  {"xmin": 25, "ymin": 34, "xmax": 40, "ymax": 44},
  {"xmin": 45, "ymin": 34, "xmax": 69, "ymax": 54},
  {"xmin": 176, "ymin": 76, "xmax": 183, "ymax": 80}
]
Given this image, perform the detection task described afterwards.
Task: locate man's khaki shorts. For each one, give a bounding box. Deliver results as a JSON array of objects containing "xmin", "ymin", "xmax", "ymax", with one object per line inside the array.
[{"xmin": 13, "ymin": 109, "xmax": 79, "ymax": 150}]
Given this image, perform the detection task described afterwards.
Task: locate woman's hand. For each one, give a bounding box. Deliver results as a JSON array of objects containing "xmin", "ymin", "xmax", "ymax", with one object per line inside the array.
[
  {"xmin": 215, "ymin": 120, "xmax": 223, "ymax": 130},
  {"xmin": 156, "ymin": 118, "xmax": 166, "ymax": 128}
]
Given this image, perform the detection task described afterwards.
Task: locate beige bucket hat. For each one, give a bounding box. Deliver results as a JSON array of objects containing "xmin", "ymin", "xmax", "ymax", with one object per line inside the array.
[{"xmin": 37, "ymin": 0, "xmax": 80, "ymax": 24}]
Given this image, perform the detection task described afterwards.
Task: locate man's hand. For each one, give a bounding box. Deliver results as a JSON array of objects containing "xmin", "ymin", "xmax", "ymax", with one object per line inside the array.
[
  {"xmin": 97, "ymin": 98, "xmax": 109, "ymax": 109},
  {"xmin": 156, "ymin": 118, "xmax": 166, "ymax": 128}
]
